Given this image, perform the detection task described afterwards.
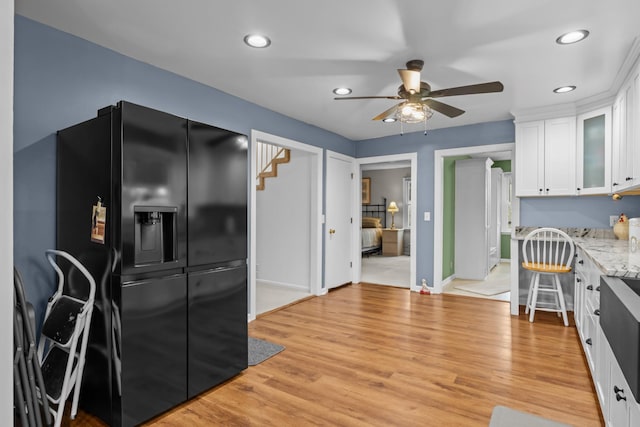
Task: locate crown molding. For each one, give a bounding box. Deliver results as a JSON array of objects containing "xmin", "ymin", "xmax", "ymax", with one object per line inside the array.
[{"xmin": 611, "ymin": 36, "xmax": 640, "ymax": 93}]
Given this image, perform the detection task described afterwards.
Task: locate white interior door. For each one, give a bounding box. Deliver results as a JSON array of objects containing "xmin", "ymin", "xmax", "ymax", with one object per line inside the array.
[{"xmin": 325, "ymin": 151, "xmax": 354, "ymax": 289}]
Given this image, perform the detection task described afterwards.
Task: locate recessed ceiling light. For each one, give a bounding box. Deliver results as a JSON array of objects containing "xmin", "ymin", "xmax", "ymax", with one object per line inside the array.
[
  {"xmin": 556, "ymin": 30, "xmax": 589, "ymax": 45},
  {"xmin": 333, "ymin": 87, "xmax": 352, "ymax": 96},
  {"xmin": 382, "ymin": 118, "xmax": 397, "ymax": 123},
  {"xmin": 244, "ymin": 34, "xmax": 271, "ymax": 48},
  {"xmin": 553, "ymin": 85, "xmax": 576, "ymax": 93}
]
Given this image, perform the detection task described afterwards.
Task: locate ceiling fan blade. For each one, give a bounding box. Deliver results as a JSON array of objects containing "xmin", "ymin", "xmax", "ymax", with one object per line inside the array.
[
  {"xmin": 423, "ymin": 99, "xmax": 465, "ymax": 118},
  {"xmin": 398, "ymin": 69, "xmax": 421, "ymax": 94},
  {"xmin": 372, "ymin": 104, "xmax": 400, "ymax": 121},
  {"xmin": 334, "ymin": 96, "xmax": 402, "ymax": 100},
  {"xmin": 428, "ymin": 81, "xmax": 504, "ymax": 98}
]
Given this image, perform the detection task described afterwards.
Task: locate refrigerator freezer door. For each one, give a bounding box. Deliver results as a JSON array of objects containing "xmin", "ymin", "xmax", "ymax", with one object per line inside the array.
[
  {"xmin": 120, "ymin": 102, "xmax": 188, "ymax": 274},
  {"xmin": 188, "ymin": 266, "xmax": 248, "ymax": 398},
  {"xmin": 119, "ymin": 274, "xmax": 187, "ymax": 426},
  {"xmin": 188, "ymin": 121, "xmax": 248, "ymax": 266}
]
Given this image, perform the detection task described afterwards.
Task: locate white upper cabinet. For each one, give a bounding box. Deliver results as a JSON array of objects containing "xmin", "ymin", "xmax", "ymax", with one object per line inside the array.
[
  {"xmin": 515, "ymin": 117, "xmax": 576, "ymax": 197},
  {"xmin": 612, "ymin": 66, "xmax": 640, "ymax": 192},
  {"xmin": 515, "ymin": 121, "xmax": 544, "ymax": 196},
  {"xmin": 577, "ymin": 106, "xmax": 612, "ymax": 195}
]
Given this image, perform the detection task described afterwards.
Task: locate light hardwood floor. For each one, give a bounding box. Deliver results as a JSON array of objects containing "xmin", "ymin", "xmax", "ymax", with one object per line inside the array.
[{"xmin": 65, "ymin": 284, "xmax": 602, "ymax": 426}]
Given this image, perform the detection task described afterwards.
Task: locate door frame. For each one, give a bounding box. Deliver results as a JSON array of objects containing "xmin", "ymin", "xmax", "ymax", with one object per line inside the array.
[
  {"xmin": 432, "ymin": 143, "xmax": 519, "ymax": 305},
  {"xmin": 354, "ymin": 153, "xmax": 418, "ymax": 290},
  {"xmin": 249, "ymin": 130, "xmax": 323, "ymax": 321},
  {"xmin": 325, "ymin": 150, "xmax": 356, "ymax": 290}
]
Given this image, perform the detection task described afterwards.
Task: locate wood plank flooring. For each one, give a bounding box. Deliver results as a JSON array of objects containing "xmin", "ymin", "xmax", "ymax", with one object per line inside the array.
[{"xmin": 65, "ymin": 283, "xmax": 602, "ymax": 426}]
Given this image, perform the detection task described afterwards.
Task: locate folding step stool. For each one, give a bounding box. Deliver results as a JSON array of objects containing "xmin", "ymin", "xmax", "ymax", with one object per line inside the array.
[{"xmin": 37, "ymin": 250, "xmax": 96, "ymax": 427}]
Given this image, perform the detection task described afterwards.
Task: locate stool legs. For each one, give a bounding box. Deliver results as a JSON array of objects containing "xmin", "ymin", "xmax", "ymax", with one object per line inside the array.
[
  {"xmin": 528, "ymin": 273, "xmax": 540, "ymax": 323},
  {"xmin": 527, "ymin": 272, "xmax": 569, "ymax": 327},
  {"xmin": 525, "ymin": 273, "xmax": 536, "ymax": 314},
  {"xmin": 555, "ymin": 275, "xmax": 569, "ymax": 326}
]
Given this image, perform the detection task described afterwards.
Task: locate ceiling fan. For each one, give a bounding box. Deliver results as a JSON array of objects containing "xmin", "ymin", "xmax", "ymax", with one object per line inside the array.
[{"xmin": 334, "ymin": 59, "xmax": 504, "ymax": 123}]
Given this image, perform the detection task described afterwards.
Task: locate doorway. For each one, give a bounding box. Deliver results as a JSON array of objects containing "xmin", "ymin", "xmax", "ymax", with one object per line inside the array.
[
  {"xmin": 354, "ymin": 153, "xmax": 417, "ymax": 290},
  {"xmin": 249, "ymin": 131, "xmax": 323, "ymax": 320},
  {"xmin": 433, "ymin": 143, "xmax": 519, "ymax": 305}
]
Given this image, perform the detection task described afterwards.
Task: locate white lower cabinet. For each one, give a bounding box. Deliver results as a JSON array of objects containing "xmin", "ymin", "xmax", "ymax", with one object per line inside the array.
[
  {"xmin": 574, "ymin": 250, "xmax": 640, "ymax": 426},
  {"xmin": 596, "ymin": 325, "xmax": 609, "ymax": 416},
  {"xmin": 604, "ymin": 337, "xmax": 640, "ymax": 426}
]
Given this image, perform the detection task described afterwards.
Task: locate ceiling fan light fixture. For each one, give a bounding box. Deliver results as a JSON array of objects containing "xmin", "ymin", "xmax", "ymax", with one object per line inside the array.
[
  {"xmin": 382, "ymin": 117, "xmax": 397, "ymax": 123},
  {"xmin": 243, "ymin": 34, "xmax": 271, "ymax": 48},
  {"xmin": 553, "ymin": 85, "xmax": 576, "ymax": 93},
  {"xmin": 333, "ymin": 87, "xmax": 352, "ymax": 96},
  {"xmin": 556, "ymin": 30, "xmax": 589, "ymax": 45},
  {"xmin": 397, "ymin": 103, "xmax": 433, "ymax": 124}
]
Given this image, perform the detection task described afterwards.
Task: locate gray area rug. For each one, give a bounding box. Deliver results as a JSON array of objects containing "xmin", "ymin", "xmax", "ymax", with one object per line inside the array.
[
  {"xmin": 248, "ymin": 337, "xmax": 285, "ymax": 366},
  {"xmin": 489, "ymin": 406, "xmax": 571, "ymax": 427}
]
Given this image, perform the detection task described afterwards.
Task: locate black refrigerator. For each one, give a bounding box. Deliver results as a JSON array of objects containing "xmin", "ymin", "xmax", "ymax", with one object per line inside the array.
[{"xmin": 56, "ymin": 101, "xmax": 248, "ymax": 426}]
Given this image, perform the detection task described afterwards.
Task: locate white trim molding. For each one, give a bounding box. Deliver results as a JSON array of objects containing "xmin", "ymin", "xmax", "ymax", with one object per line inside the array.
[
  {"xmin": 433, "ymin": 143, "xmax": 518, "ymax": 300},
  {"xmin": 249, "ymin": 130, "xmax": 323, "ymax": 321},
  {"xmin": 355, "ymin": 153, "xmax": 418, "ymax": 291}
]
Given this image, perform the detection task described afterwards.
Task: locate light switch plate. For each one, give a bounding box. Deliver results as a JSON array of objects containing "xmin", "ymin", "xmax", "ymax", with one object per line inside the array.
[{"xmin": 424, "ymin": 212, "xmax": 431, "ymax": 221}]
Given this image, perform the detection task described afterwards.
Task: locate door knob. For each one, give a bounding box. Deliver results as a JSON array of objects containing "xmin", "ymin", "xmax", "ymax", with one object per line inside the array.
[{"xmin": 329, "ymin": 229, "xmax": 336, "ymax": 235}]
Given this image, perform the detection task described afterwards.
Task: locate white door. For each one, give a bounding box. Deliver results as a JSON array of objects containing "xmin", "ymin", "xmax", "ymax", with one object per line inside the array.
[{"xmin": 325, "ymin": 151, "xmax": 354, "ymax": 289}]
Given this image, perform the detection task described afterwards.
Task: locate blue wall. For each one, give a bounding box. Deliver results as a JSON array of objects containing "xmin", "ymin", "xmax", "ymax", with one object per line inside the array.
[
  {"xmin": 14, "ymin": 15, "xmax": 354, "ymax": 327},
  {"xmin": 520, "ymin": 196, "xmax": 640, "ymax": 228}
]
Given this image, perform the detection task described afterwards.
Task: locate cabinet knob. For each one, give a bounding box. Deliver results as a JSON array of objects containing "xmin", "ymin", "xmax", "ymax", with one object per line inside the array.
[
  {"xmin": 578, "ymin": 260, "xmax": 584, "ymax": 265},
  {"xmin": 613, "ymin": 182, "xmax": 619, "ymax": 186},
  {"xmin": 546, "ymin": 188, "xmax": 550, "ymax": 192},
  {"xmin": 539, "ymin": 188, "xmax": 543, "ymax": 192},
  {"xmin": 577, "ymin": 187, "xmax": 581, "ymax": 191},
  {"xmin": 596, "ymin": 286, "xmax": 600, "ymax": 292},
  {"xmin": 587, "ymin": 285, "xmax": 593, "ymax": 291},
  {"xmin": 594, "ymin": 309, "xmax": 600, "ymax": 316},
  {"xmin": 329, "ymin": 228, "xmax": 336, "ymax": 235},
  {"xmin": 614, "ymin": 386, "xmax": 627, "ymax": 401},
  {"xmin": 576, "ymin": 278, "xmax": 581, "ymax": 283},
  {"xmin": 585, "ymin": 338, "xmax": 592, "ymax": 346},
  {"xmin": 626, "ymin": 177, "xmax": 633, "ymax": 181}
]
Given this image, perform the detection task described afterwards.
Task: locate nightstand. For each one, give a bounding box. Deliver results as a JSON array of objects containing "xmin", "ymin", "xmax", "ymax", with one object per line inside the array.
[{"xmin": 382, "ymin": 228, "xmax": 404, "ymax": 256}]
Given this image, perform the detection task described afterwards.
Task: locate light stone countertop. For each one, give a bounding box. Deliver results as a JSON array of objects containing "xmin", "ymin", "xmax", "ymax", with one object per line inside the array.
[{"xmin": 513, "ymin": 226, "xmax": 640, "ymax": 278}]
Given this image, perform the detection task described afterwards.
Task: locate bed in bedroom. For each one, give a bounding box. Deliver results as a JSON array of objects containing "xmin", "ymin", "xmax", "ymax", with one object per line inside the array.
[{"xmin": 361, "ymin": 198, "xmax": 386, "ymax": 256}]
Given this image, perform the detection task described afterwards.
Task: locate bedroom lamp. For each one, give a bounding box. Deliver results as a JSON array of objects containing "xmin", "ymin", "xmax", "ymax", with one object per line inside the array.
[{"xmin": 387, "ymin": 201, "xmax": 399, "ymax": 229}]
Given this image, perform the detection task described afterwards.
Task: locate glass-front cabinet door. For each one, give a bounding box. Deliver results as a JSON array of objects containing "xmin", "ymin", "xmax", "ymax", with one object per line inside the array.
[{"xmin": 576, "ymin": 106, "xmax": 611, "ymax": 195}]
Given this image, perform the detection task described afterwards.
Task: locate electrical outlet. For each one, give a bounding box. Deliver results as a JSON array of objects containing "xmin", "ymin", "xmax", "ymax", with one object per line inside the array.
[{"xmin": 610, "ymin": 215, "xmax": 618, "ymax": 227}]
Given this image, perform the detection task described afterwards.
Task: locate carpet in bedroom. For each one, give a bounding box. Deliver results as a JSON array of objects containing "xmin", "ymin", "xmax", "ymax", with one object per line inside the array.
[{"xmin": 360, "ymin": 254, "xmax": 410, "ymax": 287}]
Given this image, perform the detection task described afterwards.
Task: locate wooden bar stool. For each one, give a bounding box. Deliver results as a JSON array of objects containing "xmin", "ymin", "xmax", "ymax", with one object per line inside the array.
[{"xmin": 522, "ymin": 228, "xmax": 574, "ymax": 326}]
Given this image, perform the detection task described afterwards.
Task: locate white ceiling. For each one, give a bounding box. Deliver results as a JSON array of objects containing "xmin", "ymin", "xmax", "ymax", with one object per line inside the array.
[{"xmin": 15, "ymin": 0, "xmax": 640, "ymax": 141}]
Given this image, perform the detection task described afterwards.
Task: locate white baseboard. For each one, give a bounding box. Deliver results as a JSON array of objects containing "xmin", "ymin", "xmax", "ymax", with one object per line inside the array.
[
  {"xmin": 441, "ymin": 274, "xmax": 455, "ymax": 288},
  {"xmin": 256, "ymin": 279, "xmax": 308, "ymax": 291}
]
